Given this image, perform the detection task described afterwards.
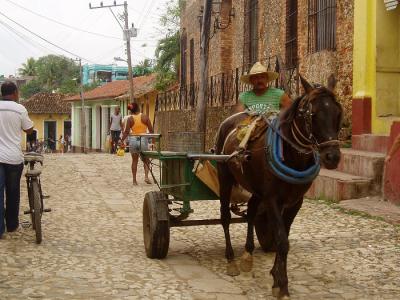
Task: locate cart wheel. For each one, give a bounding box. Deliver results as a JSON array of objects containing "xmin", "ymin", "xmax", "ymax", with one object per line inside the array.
[
  {"xmin": 255, "ymin": 212, "xmax": 275, "ymax": 252},
  {"xmin": 143, "ymin": 191, "xmax": 170, "ymax": 259},
  {"xmin": 32, "ymin": 180, "xmax": 42, "ymax": 244}
]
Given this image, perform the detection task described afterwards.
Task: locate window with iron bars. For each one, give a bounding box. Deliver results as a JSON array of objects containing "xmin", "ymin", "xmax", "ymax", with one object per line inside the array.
[
  {"xmin": 286, "ymin": 0, "xmax": 298, "ymax": 69},
  {"xmin": 308, "ymin": 0, "xmax": 336, "ymax": 53},
  {"xmin": 244, "ymin": 0, "xmax": 259, "ymax": 70},
  {"xmin": 180, "ymin": 31, "xmax": 188, "ymax": 85}
]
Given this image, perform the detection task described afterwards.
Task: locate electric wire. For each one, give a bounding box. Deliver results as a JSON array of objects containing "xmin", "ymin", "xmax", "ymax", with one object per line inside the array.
[
  {"xmin": 4, "ymin": 0, "xmax": 123, "ymax": 41},
  {"xmin": 0, "ymin": 10, "xmax": 95, "ymax": 63}
]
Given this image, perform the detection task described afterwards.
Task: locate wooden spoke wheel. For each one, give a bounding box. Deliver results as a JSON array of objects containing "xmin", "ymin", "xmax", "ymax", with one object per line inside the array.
[
  {"xmin": 255, "ymin": 212, "xmax": 275, "ymax": 252},
  {"xmin": 143, "ymin": 191, "xmax": 170, "ymax": 259}
]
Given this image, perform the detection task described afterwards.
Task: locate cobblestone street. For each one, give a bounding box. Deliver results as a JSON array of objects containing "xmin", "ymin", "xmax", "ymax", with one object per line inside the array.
[{"xmin": 1, "ymin": 154, "xmax": 400, "ymax": 300}]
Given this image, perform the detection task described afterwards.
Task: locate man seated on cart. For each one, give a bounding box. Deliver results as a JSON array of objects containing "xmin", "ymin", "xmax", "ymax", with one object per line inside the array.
[
  {"xmin": 236, "ymin": 62, "xmax": 292, "ymax": 114},
  {"xmin": 121, "ymin": 103, "xmax": 154, "ymax": 185}
]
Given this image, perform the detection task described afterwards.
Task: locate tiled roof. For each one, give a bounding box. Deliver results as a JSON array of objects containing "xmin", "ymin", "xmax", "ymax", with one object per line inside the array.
[
  {"xmin": 65, "ymin": 74, "xmax": 157, "ymax": 102},
  {"xmin": 22, "ymin": 93, "xmax": 71, "ymax": 114},
  {"xmin": 116, "ymin": 74, "xmax": 158, "ymax": 99}
]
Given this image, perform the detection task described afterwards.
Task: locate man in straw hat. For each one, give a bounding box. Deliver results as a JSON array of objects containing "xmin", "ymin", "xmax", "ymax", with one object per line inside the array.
[{"xmin": 237, "ymin": 62, "xmax": 292, "ymax": 113}]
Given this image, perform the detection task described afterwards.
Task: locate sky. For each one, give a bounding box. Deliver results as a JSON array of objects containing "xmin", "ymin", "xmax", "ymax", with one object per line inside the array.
[{"xmin": 0, "ymin": 0, "xmax": 171, "ymax": 76}]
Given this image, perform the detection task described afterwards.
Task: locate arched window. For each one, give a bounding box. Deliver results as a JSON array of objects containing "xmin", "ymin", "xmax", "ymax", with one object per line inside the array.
[
  {"xmin": 308, "ymin": 0, "xmax": 336, "ymax": 53},
  {"xmin": 286, "ymin": 0, "xmax": 298, "ymax": 69},
  {"xmin": 244, "ymin": 0, "xmax": 259, "ymax": 69}
]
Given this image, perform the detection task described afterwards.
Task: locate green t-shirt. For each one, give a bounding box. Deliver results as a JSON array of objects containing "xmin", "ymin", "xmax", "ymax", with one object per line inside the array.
[{"xmin": 239, "ymin": 88, "xmax": 284, "ymax": 114}]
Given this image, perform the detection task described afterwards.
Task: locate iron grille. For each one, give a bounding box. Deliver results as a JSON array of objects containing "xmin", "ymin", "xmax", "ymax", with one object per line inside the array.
[
  {"xmin": 244, "ymin": 0, "xmax": 259, "ymax": 70},
  {"xmin": 285, "ymin": 0, "xmax": 298, "ymax": 69},
  {"xmin": 308, "ymin": 0, "xmax": 336, "ymax": 53}
]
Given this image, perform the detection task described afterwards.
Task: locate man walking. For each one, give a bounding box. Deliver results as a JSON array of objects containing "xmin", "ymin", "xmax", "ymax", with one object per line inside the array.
[
  {"xmin": 0, "ymin": 82, "xmax": 34, "ymax": 239},
  {"xmin": 109, "ymin": 106, "xmax": 122, "ymax": 154}
]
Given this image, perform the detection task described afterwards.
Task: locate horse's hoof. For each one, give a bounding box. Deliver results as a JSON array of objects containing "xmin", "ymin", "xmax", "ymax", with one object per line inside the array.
[
  {"xmin": 240, "ymin": 251, "xmax": 253, "ymax": 272},
  {"xmin": 279, "ymin": 296, "xmax": 290, "ymax": 300},
  {"xmin": 227, "ymin": 261, "xmax": 240, "ymax": 276},
  {"xmin": 272, "ymin": 287, "xmax": 280, "ymax": 298}
]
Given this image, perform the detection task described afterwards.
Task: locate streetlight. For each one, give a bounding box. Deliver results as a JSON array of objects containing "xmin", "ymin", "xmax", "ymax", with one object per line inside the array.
[{"xmin": 114, "ymin": 57, "xmax": 127, "ymax": 63}]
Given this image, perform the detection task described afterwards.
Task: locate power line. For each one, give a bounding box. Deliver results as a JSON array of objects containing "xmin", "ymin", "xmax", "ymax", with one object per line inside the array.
[
  {"xmin": 4, "ymin": 0, "xmax": 123, "ymax": 41},
  {"xmin": 0, "ymin": 10, "xmax": 95, "ymax": 63},
  {"xmin": 0, "ymin": 20, "xmax": 55, "ymax": 56},
  {"xmin": 138, "ymin": 0, "xmax": 157, "ymax": 29}
]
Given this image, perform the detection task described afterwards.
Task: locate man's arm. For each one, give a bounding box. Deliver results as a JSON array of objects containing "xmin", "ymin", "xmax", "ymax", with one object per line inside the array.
[
  {"xmin": 386, "ymin": 134, "xmax": 400, "ymax": 163},
  {"xmin": 280, "ymin": 93, "xmax": 292, "ymax": 110},
  {"xmin": 24, "ymin": 127, "xmax": 34, "ymax": 135}
]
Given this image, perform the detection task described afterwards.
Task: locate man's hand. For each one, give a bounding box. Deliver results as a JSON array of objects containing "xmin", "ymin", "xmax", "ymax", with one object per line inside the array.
[{"xmin": 385, "ymin": 156, "xmax": 392, "ymax": 164}]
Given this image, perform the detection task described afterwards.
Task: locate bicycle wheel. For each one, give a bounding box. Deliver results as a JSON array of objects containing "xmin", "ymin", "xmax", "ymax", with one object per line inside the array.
[{"xmin": 32, "ymin": 180, "xmax": 42, "ymax": 244}]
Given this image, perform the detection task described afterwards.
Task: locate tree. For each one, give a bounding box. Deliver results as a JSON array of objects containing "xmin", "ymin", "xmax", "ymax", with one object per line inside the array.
[
  {"xmin": 154, "ymin": 0, "xmax": 183, "ymax": 91},
  {"xmin": 18, "ymin": 57, "xmax": 37, "ymax": 76},
  {"xmin": 134, "ymin": 59, "xmax": 154, "ymax": 76},
  {"xmin": 19, "ymin": 55, "xmax": 80, "ymax": 98}
]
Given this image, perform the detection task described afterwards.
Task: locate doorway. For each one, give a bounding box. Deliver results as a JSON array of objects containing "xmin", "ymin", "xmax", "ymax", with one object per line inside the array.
[{"xmin": 44, "ymin": 121, "xmax": 57, "ymax": 151}]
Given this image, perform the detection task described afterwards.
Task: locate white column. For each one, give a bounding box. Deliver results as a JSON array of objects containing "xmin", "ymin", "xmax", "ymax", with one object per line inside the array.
[
  {"xmin": 101, "ymin": 105, "xmax": 109, "ymax": 151},
  {"xmin": 84, "ymin": 107, "xmax": 91, "ymax": 150}
]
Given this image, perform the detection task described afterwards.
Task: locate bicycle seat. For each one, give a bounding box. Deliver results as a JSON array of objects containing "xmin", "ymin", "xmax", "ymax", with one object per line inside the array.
[
  {"xmin": 24, "ymin": 153, "xmax": 44, "ymax": 163},
  {"xmin": 25, "ymin": 169, "xmax": 42, "ymax": 177}
]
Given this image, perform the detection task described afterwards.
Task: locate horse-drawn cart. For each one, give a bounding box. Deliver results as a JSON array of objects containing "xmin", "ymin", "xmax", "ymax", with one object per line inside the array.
[{"xmin": 139, "ymin": 134, "xmax": 272, "ymax": 259}]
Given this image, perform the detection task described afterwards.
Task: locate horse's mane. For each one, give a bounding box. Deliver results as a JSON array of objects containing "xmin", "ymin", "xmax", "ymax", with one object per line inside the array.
[{"xmin": 281, "ymin": 87, "xmax": 341, "ymax": 125}]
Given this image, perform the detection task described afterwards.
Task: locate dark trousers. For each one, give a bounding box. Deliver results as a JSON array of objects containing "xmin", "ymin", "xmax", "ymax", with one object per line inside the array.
[{"xmin": 0, "ymin": 163, "xmax": 24, "ymax": 236}]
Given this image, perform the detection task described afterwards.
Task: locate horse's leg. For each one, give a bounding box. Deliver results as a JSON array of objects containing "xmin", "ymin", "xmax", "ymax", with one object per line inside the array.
[
  {"xmin": 269, "ymin": 198, "xmax": 302, "ymax": 299},
  {"xmin": 240, "ymin": 194, "xmax": 260, "ymax": 272},
  {"xmin": 267, "ymin": 195, "xmax": 290, "ymax": 299},
  {"xmin": 283, "ymin": 197, "xmax": 303, "ymax": 237},
  {"xmin": 218, "ymin": 164, "xmax": 239, "ymax": 276}
]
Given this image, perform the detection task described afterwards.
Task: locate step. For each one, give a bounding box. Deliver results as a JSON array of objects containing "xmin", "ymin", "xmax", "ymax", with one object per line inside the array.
[
  {"xmin": 305, "ymin": 169, "xmax": 374, "ymax": 202},
  {"xmin": 337, "ymin": 149, "xmax": 385, "ymax": 192},
  {"xmin": 352, "ymin": 134, "xmax": 389, "ymax": 154}
]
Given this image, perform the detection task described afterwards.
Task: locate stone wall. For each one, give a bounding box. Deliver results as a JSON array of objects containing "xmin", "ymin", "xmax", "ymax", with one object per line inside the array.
[
  {"xmin": 155, "ymin": 106, "xmax": 235, "ymax": 151},
  {"xmin": 179, "ymin": 0, "xmax": 354, "ymax": 137}
]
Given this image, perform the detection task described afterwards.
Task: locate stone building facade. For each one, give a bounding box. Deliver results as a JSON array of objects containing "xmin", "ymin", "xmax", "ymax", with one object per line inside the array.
[{"xmin": 177, "ymin": 0, "xmax": 354, "ymax": 133}]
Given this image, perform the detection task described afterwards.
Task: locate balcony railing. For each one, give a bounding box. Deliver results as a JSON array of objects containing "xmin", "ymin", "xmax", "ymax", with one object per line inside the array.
[{"xmin": 156, "ymin": 55, "xmax": 299, "ymax": 112}]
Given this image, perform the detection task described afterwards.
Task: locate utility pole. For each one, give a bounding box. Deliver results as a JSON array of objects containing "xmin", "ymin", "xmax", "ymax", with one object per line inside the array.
[
  {"xmin": 77, "ymin": 58, "xmax": 86, "ymax": 153},
  {"xmin": 89, "ymin": 1, "xmax": 137, "ymax": 104},
  {"xmin": 196, "ymin": 0, "xmax": 213, "ymax": 151}
]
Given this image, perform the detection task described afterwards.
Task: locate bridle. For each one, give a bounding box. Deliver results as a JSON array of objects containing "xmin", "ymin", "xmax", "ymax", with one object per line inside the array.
[{"xmin": 289, "ymin": 91, "xmax": 341, "ymax": 153}]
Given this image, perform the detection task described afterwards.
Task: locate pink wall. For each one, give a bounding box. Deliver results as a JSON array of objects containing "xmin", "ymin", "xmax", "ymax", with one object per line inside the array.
[{"xmin": 384, "ymin": 121, "xmax": 400, "ymax": 205}]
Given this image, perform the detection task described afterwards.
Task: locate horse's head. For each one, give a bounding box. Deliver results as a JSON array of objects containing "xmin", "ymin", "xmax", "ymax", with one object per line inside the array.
[{"xmin": 284, "ymin": 75, "xmax": 343, "ymax": 169}]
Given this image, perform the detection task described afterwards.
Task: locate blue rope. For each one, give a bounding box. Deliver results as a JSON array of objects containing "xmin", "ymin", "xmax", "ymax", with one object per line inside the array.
[{"xmin": 266, "ymin": 118, "xmax": 320, "ymax": 184}]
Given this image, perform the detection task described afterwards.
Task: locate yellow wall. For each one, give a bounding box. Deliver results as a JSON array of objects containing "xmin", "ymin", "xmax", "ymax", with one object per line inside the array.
[
  {"xmin": 376, "ymin": 0, "xmax": 400, "ymax": 118},
  {"xmin": 353, "ymin": 0, "xmax": 400, "ymax": 134},
  {"xmin": 136, "ymin": 91, "xmax": 157, "ymax": 126},
  {"xmin": 22, "ymin": 113, "xmax": 71, "ymax": 151}
]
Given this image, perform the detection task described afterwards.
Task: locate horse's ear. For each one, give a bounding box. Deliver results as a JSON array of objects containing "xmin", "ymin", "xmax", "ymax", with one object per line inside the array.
[
  {"xmin": 327, "ymin": 74, "xmax": 337, "ymax": 91},
  {"xmin": 300, "ymin": 75, "xmax": 313, "ymax": 94}
]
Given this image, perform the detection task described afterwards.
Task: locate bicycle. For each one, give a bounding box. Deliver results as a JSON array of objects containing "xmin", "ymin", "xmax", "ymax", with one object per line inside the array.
[{"xmin": 23, "ymin": 152, "xmax": 51, "ymax": 244}]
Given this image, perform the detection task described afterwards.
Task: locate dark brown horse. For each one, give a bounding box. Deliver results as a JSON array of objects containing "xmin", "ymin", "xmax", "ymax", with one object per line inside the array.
[{"xmin": 215, "ymin": 77, "xmax": 343, "ymax": 299}]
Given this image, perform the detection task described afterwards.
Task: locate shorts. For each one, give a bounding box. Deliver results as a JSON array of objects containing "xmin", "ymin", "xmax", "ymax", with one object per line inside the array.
[{"xmin": 128, "ymin": 136, "xmax": 148, "ymax": 154}]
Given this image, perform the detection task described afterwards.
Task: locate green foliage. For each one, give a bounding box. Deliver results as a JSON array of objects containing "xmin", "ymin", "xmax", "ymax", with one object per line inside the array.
[
  {"xmin": 134, "ymin": 59, "xmax": 154, "ymax": 76},
  {"xmin": 154, "ymin": 0, "xmax": 181, "ymax": 91},
  {"xmin": 19, "ymin": 55, "xmax": 80, "ymax": 98},
  {"xmin": 20, "ymin": 79, "xmax": 46, "ymax": 98},
  {"xmin": 18, "ymin": 57, "xmax": 37, "ymax": 76}
]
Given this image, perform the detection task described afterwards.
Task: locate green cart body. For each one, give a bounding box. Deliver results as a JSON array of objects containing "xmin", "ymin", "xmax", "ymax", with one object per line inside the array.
[{"xmin": 139, "ymin": 134, "xmax": 266, "ymax": 259}]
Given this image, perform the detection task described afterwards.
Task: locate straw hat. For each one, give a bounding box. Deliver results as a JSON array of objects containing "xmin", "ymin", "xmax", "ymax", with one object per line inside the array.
[{"xmin": 240, "ymin": 62, "xmax": 279, "ymax": 85}]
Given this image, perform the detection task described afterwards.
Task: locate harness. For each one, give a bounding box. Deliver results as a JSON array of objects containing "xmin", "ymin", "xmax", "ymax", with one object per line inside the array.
[
  {"xmin": 265, "ymin": 118, "xmax": 320, "ymax": 184},
  {"xmin": 223, "ymin": 90, "xmax": 341, "ymax": 185}
]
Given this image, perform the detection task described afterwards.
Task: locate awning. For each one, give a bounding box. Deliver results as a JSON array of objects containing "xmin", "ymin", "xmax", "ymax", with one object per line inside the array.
[{"xmin": 384, "ymin": 0, "xmax": 399, "ymax": 10}]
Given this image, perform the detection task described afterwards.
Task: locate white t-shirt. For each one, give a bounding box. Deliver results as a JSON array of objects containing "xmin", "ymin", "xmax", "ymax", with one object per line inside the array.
[
  {"xmin": 110, "ymin": 113, "xmax": 122, "ymax": 131},
  {"xmin": 0, "ymin": 100, "xmax": 34, "ymax": 165}
]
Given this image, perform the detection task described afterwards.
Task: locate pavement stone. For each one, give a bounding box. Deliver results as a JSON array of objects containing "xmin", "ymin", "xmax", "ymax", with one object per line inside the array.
[{"xmin": 0, "ymin": 154, "xmax": 399, "ymax": 300}]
